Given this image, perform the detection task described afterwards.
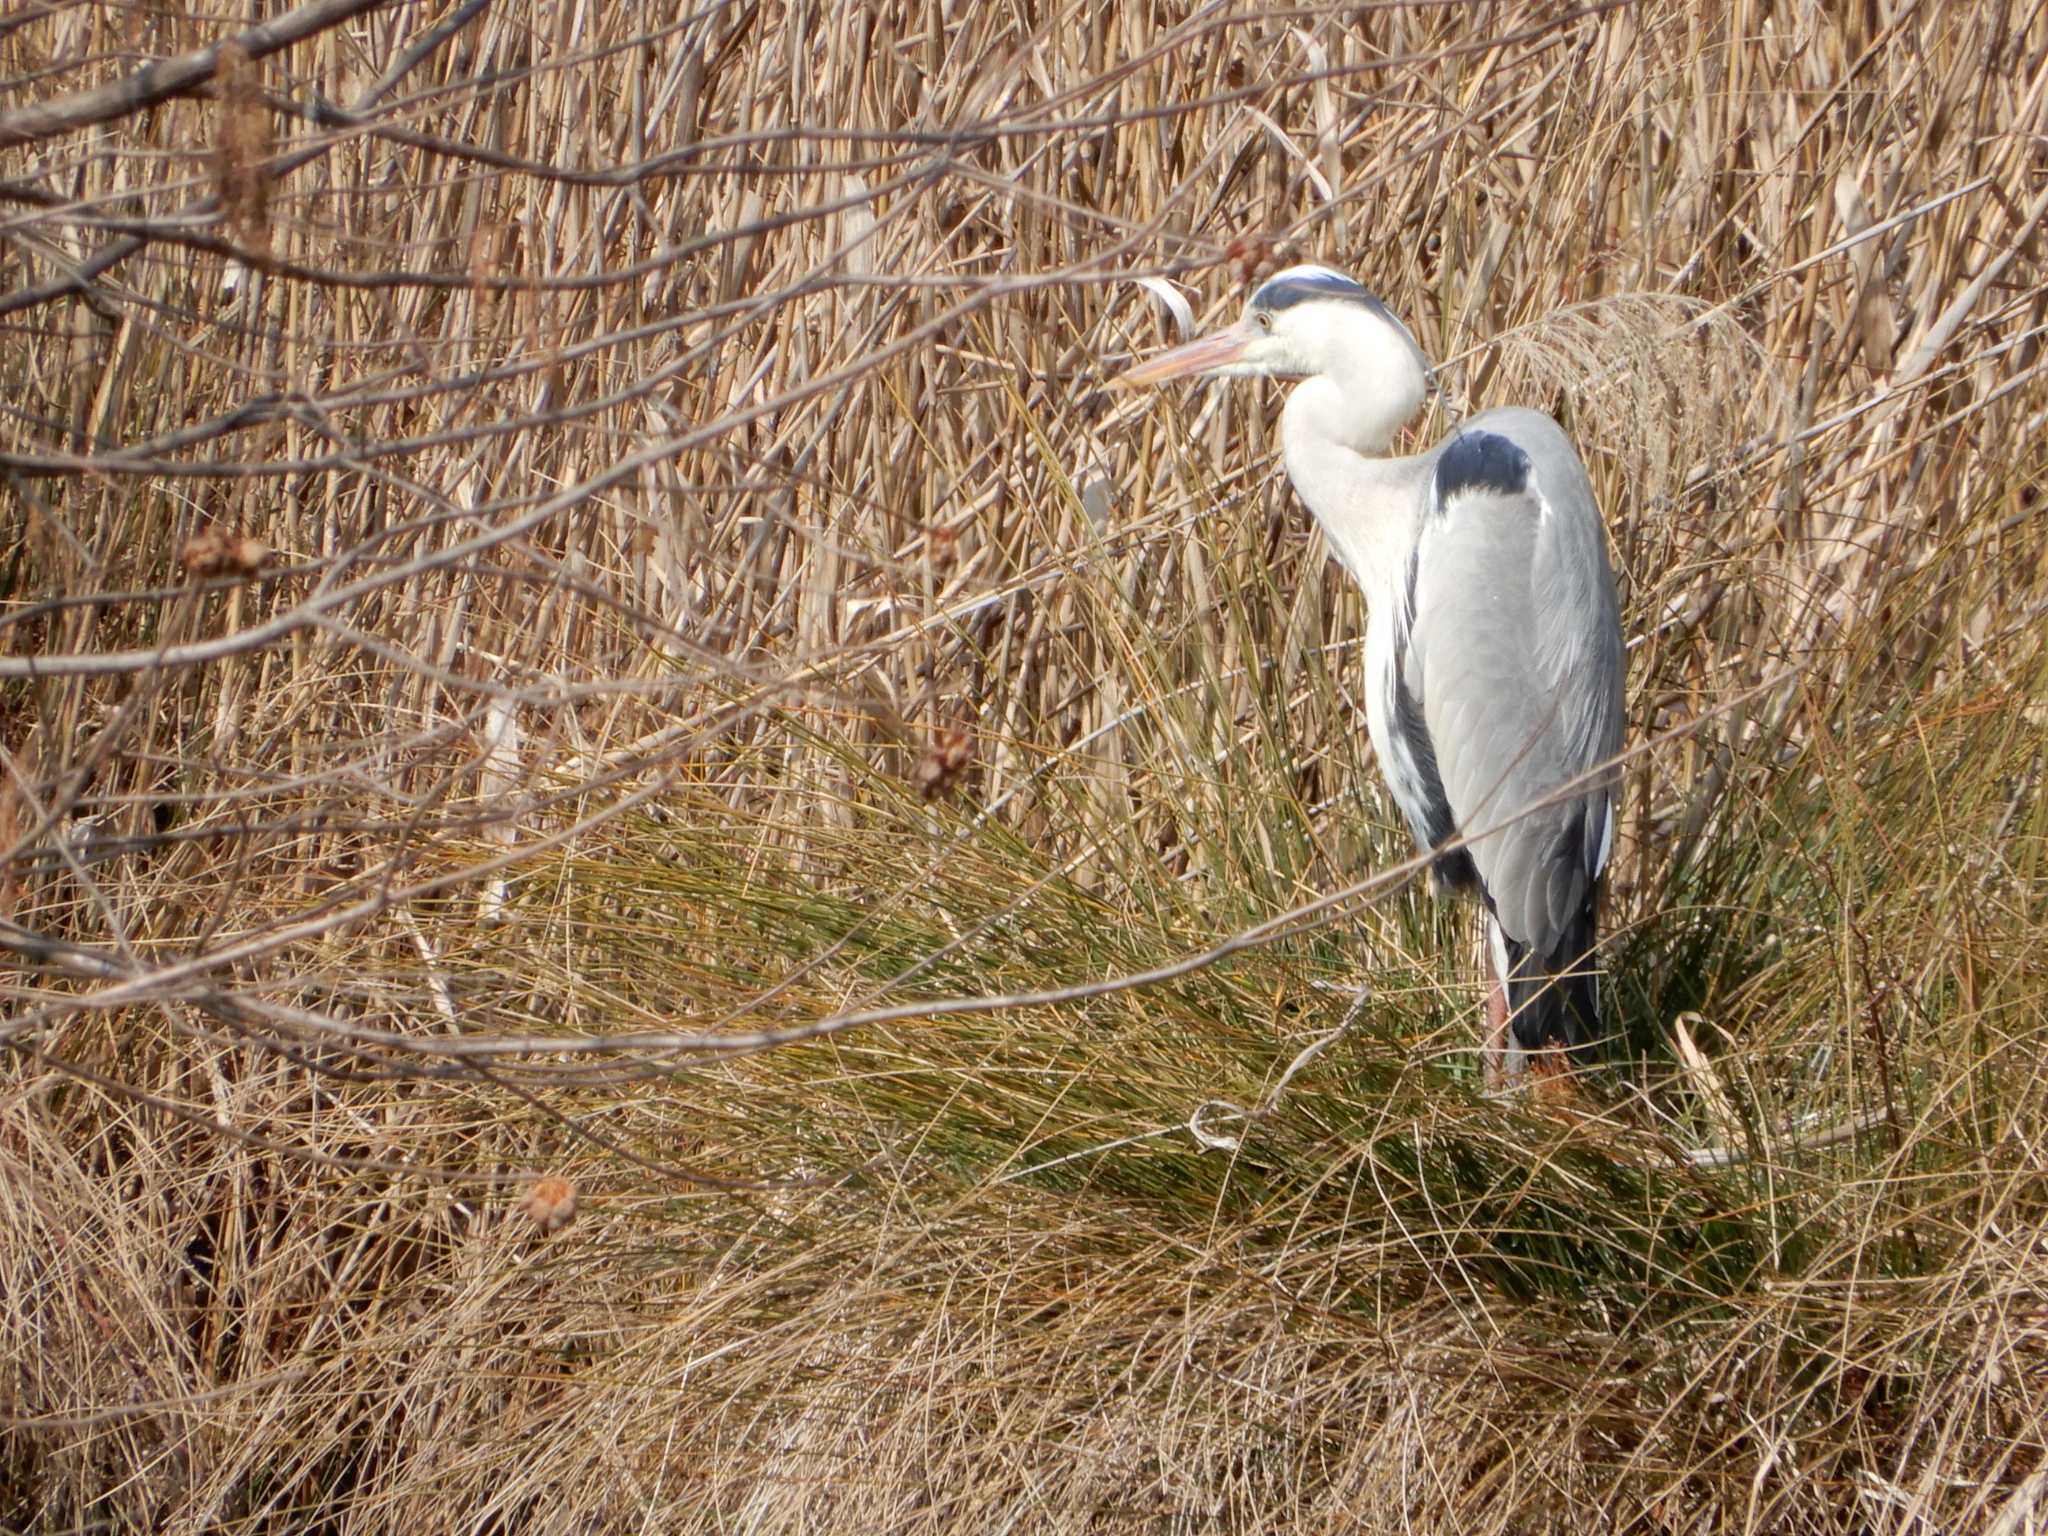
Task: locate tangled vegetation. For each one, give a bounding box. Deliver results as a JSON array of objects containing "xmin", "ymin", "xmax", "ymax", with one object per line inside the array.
[{"xmin": 2, "ymin": 0, "xmax": 2044, "ymax": 1529}]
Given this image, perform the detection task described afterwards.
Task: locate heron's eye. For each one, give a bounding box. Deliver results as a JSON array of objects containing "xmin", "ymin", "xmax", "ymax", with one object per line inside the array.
[{"xmin": 1255, "ymin": 312, "xmax": 1273, "ymax": 332}]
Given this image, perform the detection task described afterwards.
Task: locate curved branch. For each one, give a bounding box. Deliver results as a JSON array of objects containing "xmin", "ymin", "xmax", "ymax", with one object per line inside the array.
[{"xmin": 0, "ymin": 0, "xmax": 396, "ymax": 151}]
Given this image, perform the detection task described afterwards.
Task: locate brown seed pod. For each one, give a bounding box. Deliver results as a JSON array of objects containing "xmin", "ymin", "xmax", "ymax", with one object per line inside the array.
[
  {"xmin": 178, "ymin": 531, "xmax": 271, "ymax": 580},
  {"xmin": 213, "ymin": 42, "xmax": 273, "ymax": 256},
  {"xmin": 1224, "ymin": 234, "xmax": 1278, "ymax": 286},
  {"xmin": 915, "ymin": 726, "xmax": 976, "ymax": 800},
  {"xmin": 517, "ymin": 1175, "xmax": 579, "ymax": 1235}
]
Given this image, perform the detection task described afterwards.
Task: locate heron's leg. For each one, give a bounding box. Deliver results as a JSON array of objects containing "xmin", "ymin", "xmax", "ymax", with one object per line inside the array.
[
  {"xmin": 1477, "ymin": 914, "xmax": 1512, "ymax": 1093},
  {"xmin": 1483, "ymin": 980, "xmax": 1509, "ymax": 1093}
]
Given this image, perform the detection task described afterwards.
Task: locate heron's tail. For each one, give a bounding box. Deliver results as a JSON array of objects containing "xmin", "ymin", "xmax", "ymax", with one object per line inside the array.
[{"xmin": 1499, "ymin": 894, "xmax": 1605, "ymax": 1063}]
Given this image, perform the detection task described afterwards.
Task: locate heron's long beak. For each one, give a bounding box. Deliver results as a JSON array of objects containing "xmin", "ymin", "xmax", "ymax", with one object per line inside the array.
[{"xmin": 1113, "ymin": 319, "xmax": 1258, "ymax": 387}]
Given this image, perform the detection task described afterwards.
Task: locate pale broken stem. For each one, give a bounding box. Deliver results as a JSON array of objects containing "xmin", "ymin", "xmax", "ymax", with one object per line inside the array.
[
  {"xmin": 1187, "ymin": 985, "xmax": 1370, "ymax": 1153},
  {"xmin": 999, "ymin": 991, "xmax": 1370, "ymax": 1181},
  {"xmin": 395, "ymin": 908, "xmax": 459, "ymax": 1029},
  {"xmin": 1678, "ymin": 1106, "xmax": 1894, "ymax": 1170}
]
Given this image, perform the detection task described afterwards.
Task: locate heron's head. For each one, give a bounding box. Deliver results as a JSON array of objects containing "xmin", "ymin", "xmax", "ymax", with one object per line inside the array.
[{"xmin": 1116, "ymin": 265, "xmax": 1430, "ymax": 450}]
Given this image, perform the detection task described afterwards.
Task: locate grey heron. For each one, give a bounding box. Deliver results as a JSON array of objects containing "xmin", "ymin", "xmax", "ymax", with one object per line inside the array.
[{"xmin": 1117, "ymin": 265, "xmax": 1625, "ymax": 1085}]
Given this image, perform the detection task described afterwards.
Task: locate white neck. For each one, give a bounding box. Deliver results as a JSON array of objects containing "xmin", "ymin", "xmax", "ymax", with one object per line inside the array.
[
  {"xmin": 1279, "ymin": 379, "xmax": 1431, "ymax": 601},
  {"xmin": 1282, "ymin": 365, "xmax": 1419, "ymax": 458}
]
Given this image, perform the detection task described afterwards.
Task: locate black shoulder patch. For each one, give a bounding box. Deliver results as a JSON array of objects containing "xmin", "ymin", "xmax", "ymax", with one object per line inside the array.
[{"xmin": 1432, "ymin": 430, "xmax": 1531, "ymax": 507}]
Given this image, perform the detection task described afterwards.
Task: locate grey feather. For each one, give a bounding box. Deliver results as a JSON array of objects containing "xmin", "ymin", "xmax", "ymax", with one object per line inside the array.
[
  {"xmin": 1405, "ymin": 409, "xmax": 1624, "ymax": 1040},
  {"xmin": 1389, "ymin": 637, "xmax": 1480, "ymax": 893}
]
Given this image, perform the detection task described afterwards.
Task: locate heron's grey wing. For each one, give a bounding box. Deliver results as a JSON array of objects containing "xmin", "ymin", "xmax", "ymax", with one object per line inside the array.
[{"xmin": 1399, "ymin": 408, "xmax": 1625, "ymax": 958}]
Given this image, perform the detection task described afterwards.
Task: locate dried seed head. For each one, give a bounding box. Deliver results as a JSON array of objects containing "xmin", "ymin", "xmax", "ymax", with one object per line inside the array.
[
  {"xmin": 214, "ymin": 42, "xmax": 273, "ymax": 256},
  {"xmin": 1225, "ymin": 234, "xmax": 1278, "ymax": 286},
  {"xmin": 915, "ymin": 726, "xmax": 976, "ymax": 800},
  {"xmin": 468, "ymin": 218, "xmax": 517, "ymax": 322},
  {"xmin": 179, "ymin": 530, "xmax": 271, "ymax": 580},
  {"xmin": 517, "ymin": 1175, "xmax": 579, "ymax": 1235}
]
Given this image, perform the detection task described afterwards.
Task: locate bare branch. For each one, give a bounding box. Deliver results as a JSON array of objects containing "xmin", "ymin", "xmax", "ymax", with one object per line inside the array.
[{"xmin": 0, "ymin": 0, "xmax": 397, "ymax": 151}]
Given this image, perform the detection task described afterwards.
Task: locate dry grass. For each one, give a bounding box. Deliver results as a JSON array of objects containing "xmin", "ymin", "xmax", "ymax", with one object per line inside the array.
[{"xmin": 3, "ymin": 0, "xmax": 2046, "ymax": 1530}]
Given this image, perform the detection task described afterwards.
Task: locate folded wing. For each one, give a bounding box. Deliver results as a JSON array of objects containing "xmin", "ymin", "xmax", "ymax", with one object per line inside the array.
[{"xmin": 1399, "ymin": 408, "xmax": 1625, "ymax": 1049}]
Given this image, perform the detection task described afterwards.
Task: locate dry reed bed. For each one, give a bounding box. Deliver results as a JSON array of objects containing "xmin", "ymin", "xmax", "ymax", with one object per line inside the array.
[{"xmin": 2, "ymin": 0, "xmax": 2045, "ymax": 1530}]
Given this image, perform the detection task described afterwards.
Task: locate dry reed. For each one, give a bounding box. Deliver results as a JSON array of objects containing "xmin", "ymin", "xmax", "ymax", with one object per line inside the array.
[{"xmin": 2, "ymin": 0, "xmax": 2045, "ymax": 1530}]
